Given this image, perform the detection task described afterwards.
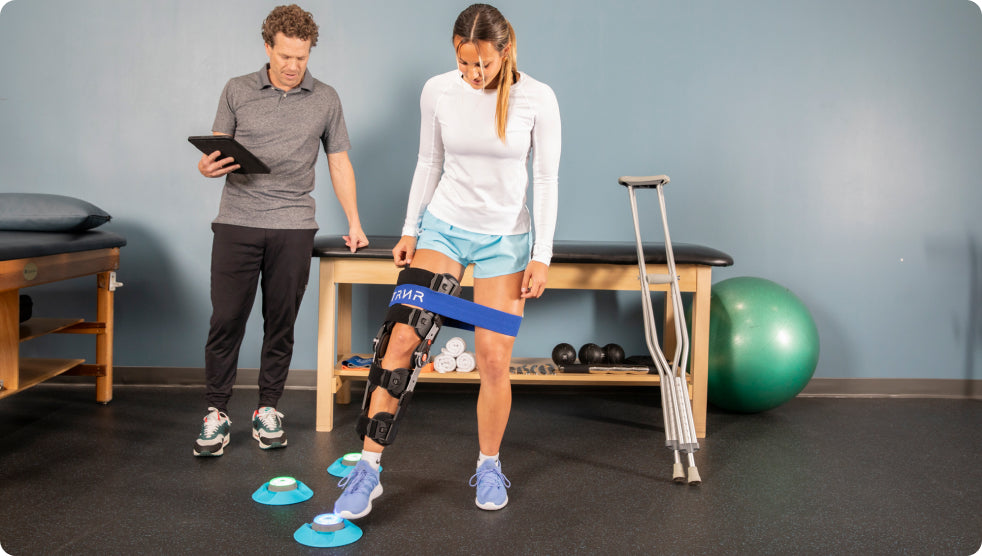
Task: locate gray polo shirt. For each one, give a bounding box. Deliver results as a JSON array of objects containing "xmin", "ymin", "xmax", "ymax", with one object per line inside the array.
[{"xmin": 211, "ymin": 65, "xmax": 351, "ymax": 229}]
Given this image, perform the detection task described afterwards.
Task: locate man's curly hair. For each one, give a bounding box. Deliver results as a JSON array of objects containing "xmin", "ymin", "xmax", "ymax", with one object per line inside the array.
[{"xmin": 262, "ymin": 4, "xmax": 319, "ymax": 47}]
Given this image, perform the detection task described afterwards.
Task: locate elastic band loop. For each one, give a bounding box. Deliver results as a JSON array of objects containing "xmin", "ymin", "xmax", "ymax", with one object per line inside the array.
[{"xmin": 389, "ymin": 284, "xmax": 522, "ymax": 337}]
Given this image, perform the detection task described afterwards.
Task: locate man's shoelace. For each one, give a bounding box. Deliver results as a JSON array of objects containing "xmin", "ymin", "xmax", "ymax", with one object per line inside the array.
[
  {"xmin": 201, "ymin": 413, "xmax": 225, "ymax": 436},
  {"xmin": 256, "ymin": 409, "xmax": 281, "ymax": 429}
]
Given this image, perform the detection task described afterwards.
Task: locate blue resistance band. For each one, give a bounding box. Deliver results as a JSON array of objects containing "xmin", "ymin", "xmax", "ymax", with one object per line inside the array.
[{"xmin": 389, "ymin": 284, "xmax": 522, "ymax": 337}]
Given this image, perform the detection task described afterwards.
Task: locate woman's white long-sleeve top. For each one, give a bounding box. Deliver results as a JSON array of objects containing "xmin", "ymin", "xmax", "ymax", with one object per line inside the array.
[{"xmin": 401, "ymin": 69, "xmax": 561, "ymax": 265}]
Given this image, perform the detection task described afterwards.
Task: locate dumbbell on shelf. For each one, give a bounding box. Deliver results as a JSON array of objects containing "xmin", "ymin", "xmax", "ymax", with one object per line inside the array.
[
  {"xmin": 603, "ymin": 343, "xmax": 626, "ymax": 364},
  {"xmin": 552, "ymin": 342, "xmax": 627, "ymax": 365},
  {"xmin": 551, "ymin": 343, "xmax": 577, "ymax": 365},
  {"xmin": 551, "ymin": 342, "xmax": 644, "ymax": 373},
  {"xmin": 578, "ymin": 343, "xmax": 604, "ymax": 364}
]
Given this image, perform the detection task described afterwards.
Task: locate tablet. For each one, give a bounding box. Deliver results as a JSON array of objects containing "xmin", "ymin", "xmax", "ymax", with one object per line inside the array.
[{"xmin": 188, "ymin": 135, "xmax": 271, "ymax": 174}]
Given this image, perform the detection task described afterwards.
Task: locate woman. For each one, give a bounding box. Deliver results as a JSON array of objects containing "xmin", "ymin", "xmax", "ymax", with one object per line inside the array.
[{"xmin": 335, "ymin": 3, "xmax": 560, "ymax": 517}]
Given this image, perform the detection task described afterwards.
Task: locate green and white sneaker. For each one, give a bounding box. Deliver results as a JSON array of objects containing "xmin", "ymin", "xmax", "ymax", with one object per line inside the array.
[
  {"xmin": 252, "ymin": 406, "xmax": 288, "ymax": 449},
  {"xmin": 193, "ymin": 407, "xmax": 230, "ymax": 457}
]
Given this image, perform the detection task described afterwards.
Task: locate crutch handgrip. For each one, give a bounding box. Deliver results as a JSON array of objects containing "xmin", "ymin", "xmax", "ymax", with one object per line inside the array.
[{"xmin": 646, "ymin": 273, "xmax": 675, "ymax": 285}]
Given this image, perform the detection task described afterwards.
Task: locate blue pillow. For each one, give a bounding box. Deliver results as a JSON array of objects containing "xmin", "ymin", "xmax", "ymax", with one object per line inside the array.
[{"xmin": 0, "ymin": 193, "xmax": 111, "ymax": 232}]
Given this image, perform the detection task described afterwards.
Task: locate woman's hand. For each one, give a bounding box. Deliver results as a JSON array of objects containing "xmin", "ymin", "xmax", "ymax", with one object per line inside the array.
[
  {"xmin": 521, "ymin": 260, "xmax": 549, "ymax": 299},
  {"xmin": 393, "ymin": 235, "xmax": 417, "ymax": 267}
]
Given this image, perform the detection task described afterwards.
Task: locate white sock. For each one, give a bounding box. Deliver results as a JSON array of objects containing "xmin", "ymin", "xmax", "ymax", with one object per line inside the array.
[
  {"xmin": 477, "ymin": 452, "xmax": 500, "ymax": 469},
  {"xmin": 361, "ymin": 449, "xmax": 382, "ymax": 471}
]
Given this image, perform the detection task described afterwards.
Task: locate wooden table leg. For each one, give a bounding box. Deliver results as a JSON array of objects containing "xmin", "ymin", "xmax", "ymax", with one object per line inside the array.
[
  {"xmin": 690, "ymin": 267, "xmax": 712, "ymax": 438},
  {"xmin": 316, "ymin": 259, "xmax": 338, "ymax": 431},
  {"xmin": 663, "ymin": 287, "xmax": 677, "ymax": 357},
  {"xmin": 0, "ymin": 290, "xmax": 19, "ymax": 393},
  {"xmin": 336, "ymin": 283, "xmax": 353, "ymax": 405},
  {"xmin": 95, "ymin": 272, "xmax": 114, "ymax": 403}
]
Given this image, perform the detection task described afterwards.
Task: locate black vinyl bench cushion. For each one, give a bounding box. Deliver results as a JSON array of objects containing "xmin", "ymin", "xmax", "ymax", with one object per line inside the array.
[
  {"xmin": 313, "ymin": 236, "xmax": 733, "ymax": 267},
  {"xmin": 0, "ymin": 230, "xmax": 128, "ymax": 261}
]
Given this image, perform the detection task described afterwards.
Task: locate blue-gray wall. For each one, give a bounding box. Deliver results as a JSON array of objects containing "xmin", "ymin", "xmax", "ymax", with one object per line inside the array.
[{"xmin": 3, "ymin": 0, "xmax": 980, "ymax": 381}]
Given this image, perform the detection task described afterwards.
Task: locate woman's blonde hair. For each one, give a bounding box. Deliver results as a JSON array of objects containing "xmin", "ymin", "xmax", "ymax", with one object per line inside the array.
[{"xmin": 453, "ymin": 4, "xmax": 518, "ymax": 142}]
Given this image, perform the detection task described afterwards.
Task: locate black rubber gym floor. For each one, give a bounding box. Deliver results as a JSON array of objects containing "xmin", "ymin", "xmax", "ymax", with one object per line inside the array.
[{"xmin": 0, "ymin": 383, "xmax": 979, "ymax": 555}]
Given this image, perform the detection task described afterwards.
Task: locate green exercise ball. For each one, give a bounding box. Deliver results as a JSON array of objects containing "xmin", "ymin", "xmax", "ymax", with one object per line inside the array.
[{"xmin": 707, "ymin": 277, "xmax": 820, "ymax": 413}]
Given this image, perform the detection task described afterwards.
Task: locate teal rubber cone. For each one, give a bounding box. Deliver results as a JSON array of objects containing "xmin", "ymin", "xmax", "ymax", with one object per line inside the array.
[
  {"xmin": 294, "ymin": 513, "xmax": 363, "ymax": 547},
  {"xmin": 328, "ymin": 453, "xmax": 381, "ymax": 478},
  {"xmin": 251, "ymin": 476, "xmax": 313, "ymax": 505},
  {"xmin": 707, "ymin": 277, "xmax": 820, "ymax": 413}
]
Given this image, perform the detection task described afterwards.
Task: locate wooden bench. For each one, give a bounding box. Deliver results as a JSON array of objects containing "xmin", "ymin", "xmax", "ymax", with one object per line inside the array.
[
  {"xmin": 1, "ymin": 230, "xmax": 126, "ymax": 402},
  {"xmin": 313, "ymin": 236, "xmax": 733, "ymax": 437}
]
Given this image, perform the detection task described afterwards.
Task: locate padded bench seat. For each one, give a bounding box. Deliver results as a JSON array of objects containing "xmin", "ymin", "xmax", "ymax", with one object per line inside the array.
[
  {"xmin": 0, "ymin": 230, "xmax": 127, "ymax": 261},
  {"xmin": 313, "ymin": 236, "xmax": 733, "ymax": 267},
  {"xmin": 311, "ymin": 235, "xmax": 732, "ymax": 437}
]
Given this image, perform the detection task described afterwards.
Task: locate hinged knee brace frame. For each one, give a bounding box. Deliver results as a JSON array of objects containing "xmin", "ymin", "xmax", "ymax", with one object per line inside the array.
[{"xmin": 357, "ymin": 268, "xmax": 461, "ymax": 445}]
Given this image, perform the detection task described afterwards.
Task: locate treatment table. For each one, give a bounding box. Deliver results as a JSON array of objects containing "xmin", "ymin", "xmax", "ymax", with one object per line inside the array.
[
  {"xmin": 1, "ymin": 230, "xmax": 125, "ymax": 401},
  {"xmin": 312, "ymin": 236, "xmax": 732, "ymax": 437}
]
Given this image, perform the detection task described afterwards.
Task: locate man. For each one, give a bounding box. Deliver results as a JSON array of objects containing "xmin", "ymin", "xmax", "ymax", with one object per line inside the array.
[{"xmin": 193, "ymin": 4, "xmax": 368, "ymax": 456}]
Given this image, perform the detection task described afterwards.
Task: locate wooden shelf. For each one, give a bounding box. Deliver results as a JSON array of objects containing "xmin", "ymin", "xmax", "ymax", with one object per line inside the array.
[
  {"xmin": 336, "ymin": 356, "xmax": 667, "ymax": 387},
  {"xmin": 0, "ymin": 358, "xmax": 85, "ymax": 399},
  {"xmin": 19, "ymin": 318, "xmax": 85, "ymax": 342}
]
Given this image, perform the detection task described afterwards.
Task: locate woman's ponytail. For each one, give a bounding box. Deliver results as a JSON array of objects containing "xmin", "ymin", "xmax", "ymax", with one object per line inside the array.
[{"xmin": 494, "ymin": 22, "xmax": 517, "ymax": 142}]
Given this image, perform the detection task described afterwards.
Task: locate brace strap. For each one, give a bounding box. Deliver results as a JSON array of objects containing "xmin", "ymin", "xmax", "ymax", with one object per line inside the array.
[
  {"xmin": 383, "ymin": 304, "xmax": 440, "ymax": 343},
  {"xmin": 398, "ymin": 267, "xmax": 460, "ymax": 295},
  {"xmin": 388, "ymin": 284, "xmax": 522, "ymax": 337},
  {"xmin": 357, "ymin": 411, "xmax": 397, "ymax": 445},
  {"xmin": 367, "ymin": 362, "xmax": 412, "ymax": 398}
]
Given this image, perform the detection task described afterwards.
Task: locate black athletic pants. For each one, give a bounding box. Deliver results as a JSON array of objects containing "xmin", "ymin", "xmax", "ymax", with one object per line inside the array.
[{"xmin": 204, "ymin": 223, "xmax": 316, "ymax": 413}]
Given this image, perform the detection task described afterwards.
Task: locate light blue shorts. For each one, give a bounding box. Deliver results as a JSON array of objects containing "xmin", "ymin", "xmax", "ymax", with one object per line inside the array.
[{"xmin": 416, "ymin": 210, "xmax": 531, "ymax": 278}]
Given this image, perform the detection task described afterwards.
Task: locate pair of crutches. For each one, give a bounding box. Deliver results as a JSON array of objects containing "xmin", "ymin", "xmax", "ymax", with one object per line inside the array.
[{"xmin": 620, "ymin": 175, "xmax": 702, "ymax": 485}]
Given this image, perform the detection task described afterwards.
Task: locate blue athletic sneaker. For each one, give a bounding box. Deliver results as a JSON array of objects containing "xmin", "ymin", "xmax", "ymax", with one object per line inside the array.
[
  {"xmin": 334, "ymin": 460, "xmax": 382, "ymax": 519},
  {"xmin": 469, "ymin": 459, "xmax": 511, "ymax": 510}
]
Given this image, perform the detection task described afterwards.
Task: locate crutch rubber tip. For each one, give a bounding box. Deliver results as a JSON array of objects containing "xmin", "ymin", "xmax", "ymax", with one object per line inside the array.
[
  {"xmin": 687, "ymin": 466, "xmax": 702, "ymax": 486},
  {"xmin": 672, "ymin": 463, "xmax": 685, "ymax": 483}
]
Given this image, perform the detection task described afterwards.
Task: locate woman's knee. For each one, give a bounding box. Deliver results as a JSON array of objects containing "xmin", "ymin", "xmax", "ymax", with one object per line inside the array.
[
  {"xmin": 379, "ymin": 323, "xmax": 424, "ymax": 359},
  {"xmin": 476, "ymin": 347, "xmax": 511, "ymax": 373}
]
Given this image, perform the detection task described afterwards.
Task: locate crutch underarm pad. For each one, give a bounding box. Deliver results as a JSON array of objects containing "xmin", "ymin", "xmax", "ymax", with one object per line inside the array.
[
  {"xmin": 618, "ymin": 175, "xmax": 670, "ymax": 188},
  {"xmin": 388, "ymin": 284, "xmax": 522, "ymax": 337}
]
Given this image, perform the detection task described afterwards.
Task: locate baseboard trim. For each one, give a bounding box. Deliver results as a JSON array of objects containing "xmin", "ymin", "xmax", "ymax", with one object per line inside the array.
[
  {"xmin": 799, "ymin": 378, "xmax": 981, "ymax": 399},
  {"xmin": 50, "ymin": 369, "xmax": 982, "ymax": 399},
  {"xmin": 51, "ymin": 367, "xmax": 317, "ymax": 389}
]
